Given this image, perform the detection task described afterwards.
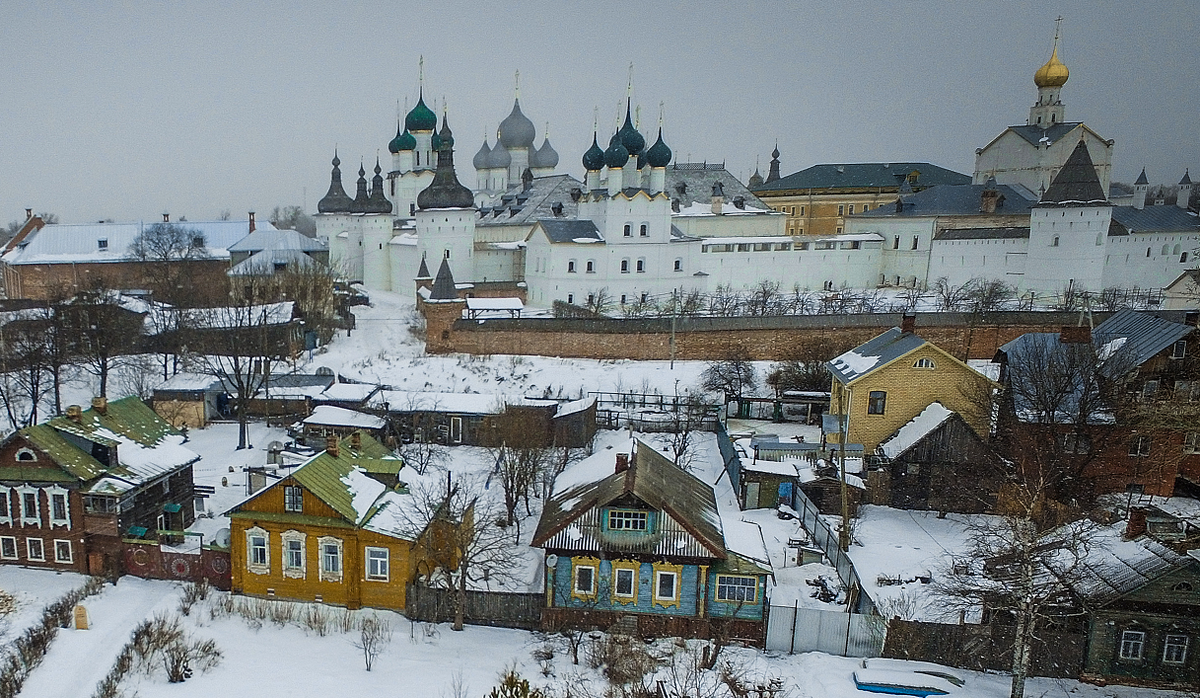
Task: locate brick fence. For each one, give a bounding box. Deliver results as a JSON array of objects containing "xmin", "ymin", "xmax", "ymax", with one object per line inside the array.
[
  {"xmin": 425, "ymin": 310, "xmax": 1195, "ymax": 361},
  {"xmin": 122, "ymin": 540, "xmax": 232, "ymax": 590}
]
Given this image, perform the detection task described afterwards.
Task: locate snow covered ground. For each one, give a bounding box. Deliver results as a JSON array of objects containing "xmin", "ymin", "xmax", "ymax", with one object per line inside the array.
[{"xmin": 0, "ymin": 566, "xmax": 88, "ymax": 645}]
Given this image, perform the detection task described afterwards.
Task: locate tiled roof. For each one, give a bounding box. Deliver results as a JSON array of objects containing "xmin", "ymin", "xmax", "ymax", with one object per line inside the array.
[
  {"xmin": 827, "ymin": 328, "xmax": 926, "ymax": 385},
  {"xmin": 752, "ymin": 162, "xmax": 969, "ymax": 193},
  {"xmin": 532, "ymin": 439, "xmax": 726, "ymax": 559},
  {"xmin": 859, "ymin": 184, "xmax": 1036, "ymax": 218}
]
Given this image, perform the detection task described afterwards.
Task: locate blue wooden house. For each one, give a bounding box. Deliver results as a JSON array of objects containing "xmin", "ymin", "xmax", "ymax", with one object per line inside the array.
[{"xmin": 532, "ymin": 440, "xmax": 771, "ymax": 642}]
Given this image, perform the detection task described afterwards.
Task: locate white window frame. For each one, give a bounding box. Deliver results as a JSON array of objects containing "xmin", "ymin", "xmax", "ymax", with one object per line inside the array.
[
  {"xmin": 17, "ymin": 486, "xmax": 40, "ymax": 527},
  {"xmin": 613, "ymin": 567, "xmax": 635, "ymax": 598},
  {"xmin": 48, "ymin": 485, "xmax": 70, "ymax": 529},
  {"xmin": 0, "ymin": 536, "xmax": 17, "ymax": 560},
  {"xmin": 585, "ymin": 259, "xmax": 595, "ymax": 274},
  {"xmin": 319, "ymin": 536, "xmax": 343, "ymax": 582},
  {"xmin": 283, "ymin": 485, "xmax": 303, "ymax": 513},
  {"xmin": 635, "ymin": 258, "xmax": 645, "ymax": 273},
  {"xmin": 366, "ymin": 546, "xmax": 390, "ymax": 581},
  {"xmin": 620, "ymin": 258, "xmax": 630, "ymax": 274},
  {"xmin": 608, "ymin": 509, "xmax": 648, "ymax": 531},
  {"xmin": 567, "ymin": 259, "xmax": 577, "ymax": 273},
  {"xmin": 26, "ymin": 537, "xmax": 44, "ymax": 562},
  {"xmin": 246, "ymin": 526, "xmax": 269, "ymax": 575},
  {"xmin": 715, "ymin": 575, "xmax": 757, "ymax": 603},
  {"xmin": 573, "ymin": 564, "xmax": 596, "ymax": 596},
  {"xmin": 1163, "ymin": 634, "xmax": 1189, "ymax": 665},
  {"xmin": 281, "ymin": 529, "xmax": 306, "ymax": 579},
  {"xmin": 1119, "ymin": 630, "xmax": 1145, "ymax": 660},
  {"xmin": 53, "ymin": 539, "xmax": 72, "ymax": 564},
  {"xmin": 654, "ymin": 570, "xmax": 678, "ymax": 601},
  {"xmin": 0, "ymin": 487, "xmax": 11, "ymax": 525}
]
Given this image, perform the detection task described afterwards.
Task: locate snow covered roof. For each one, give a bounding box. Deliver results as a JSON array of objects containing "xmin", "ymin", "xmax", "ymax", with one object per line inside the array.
[
  {"xmin": 1061, "ymin": 523, "xmax": 1195, "ymax": 606},
  {"xmin": 183, "ymin": 301, "xmax": 295, "ymax": 329},
  {"xmin": 228, "ymin": 228, "xmax": 326, "ymax": 254},
  {"xmin": 227, "ymin": 248, "xmax": 322, "ymax": 276},
  {"xmin": 317, "ymin": 383, "xmax": 380, "ymax": 403},
  {"xmin": 742, "ymin": 459, "xmax": 799, "ymax": 476},
  {"xmin": 2, "ymin": 218, "xmax": 270, "ymax": 265},
  {"xmin": 827, "ymin": 327, "xmax": 926, "ymax": 384},
  {"xmin": 372, "ymin": 390, "xmax": 556, "ymax": 415},
  {"xmin": 154, "ymin": 372, "xmax": 222, "ymax": 392},
  {"xmin": 878, "ymin": 403, "xmax": 954, "ymax": 459},
  {"xmin": 673, "ymin": 201, "xmax": 773, "ymax": 217},
  {"xmin": 554, "ymin": 396, "xmax": 596, "ymax": 419},
  {"xmin": 465, "ymin": 297, "xmax": 524, "ymax": 311},
  {"xmin": 302, "ymin": 405, "xmax": 386, "ymax": 430}
]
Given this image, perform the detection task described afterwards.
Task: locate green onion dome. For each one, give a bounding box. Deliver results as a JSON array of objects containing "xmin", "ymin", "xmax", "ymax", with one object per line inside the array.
[
  {"xmin": 646, "ymin": 127, "xmax": 672, "ymax": 167},
  {"xmin": 604, "ymin": 131, "xmax": 630, "ymax": 169},
  {"xmin": 405, "ymin": 93, "xmax": 438, "ymax": 132},
  {"xmin": 582, "ymin": 133, "xmax": 605, "ymax": 171}
]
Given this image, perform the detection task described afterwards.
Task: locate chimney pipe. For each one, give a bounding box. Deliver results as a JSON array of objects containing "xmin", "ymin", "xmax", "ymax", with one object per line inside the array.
[
  {"xmin": 248, "ymin": 211, "xmax": 256, "ymax": 232},
  {"xmin": 326, "ymin": 435, "xmax": 339, "ymax": 457},
  {"xmin": 162, "ymin": 213, "xmax": 170, "ymax": 223},
  {"xmin": 616, "ymin": 453, "xmax": 629, "ymax": 473},
  {"xmin": 1125, "ymin": 507, "xmax": 1148, "ymax": 539},
  {"xmin": 91, "ymin": 396, "xmax": 108, "ymax": 416},
  {"xmin": 25, "ymin": 208, "xmax": 32, "ymax": 220},
  {"xmin": 901, "ymin": 314, "xmax": 916, "ymax": 334},
  {"xmin": 351, "ymin": 431, "xmax": 362, "ymax": 451}
]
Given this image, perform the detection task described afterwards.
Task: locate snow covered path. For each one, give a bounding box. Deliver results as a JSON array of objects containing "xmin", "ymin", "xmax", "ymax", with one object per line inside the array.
[{"xmin": 20, "ymin": 577, "xmax": 179, "ymax": 698}]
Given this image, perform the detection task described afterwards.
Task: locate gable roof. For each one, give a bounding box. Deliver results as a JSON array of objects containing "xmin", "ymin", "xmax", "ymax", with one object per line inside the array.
[
  {"xmin": 2, "ymin": 219, "xmax": 270, "ymax": 265},
  {"xmin": 279, "ymin": 433, "xmax": 405, "ymax": 525},
  {"xmin": 536, "ymin": 219, "xmax": 603, "ymax": 244},
  {"xmin": 1039, "ymin": 140, "xmax": 1108, "ymax": 206},
  {"xmin": 665, "ymin": 163, "xmax": 771, "ymax": 209},
  {"xmin": 1062, "ymin": 523, "xmax": 1194, "ymax": 607},
  {"xmin": 227, "ymin": 248, "xmax": 323, "ymax": 276},
  {"xmin": 228, "ymin": 228, "xmax": 326, "ymax": 254},
  {"xmin": 1004, "ymin": 122, "xmax": 1084, "ymax": 148},
  {"xmin": 858, "ymin": 183, "xmax": 1036, "ymax": 219},
  {"xmin": 1092, "ymin": 309, "xmax": 1194, "ymax": 368},
  {"xmin": 752, "ymin": 162, "xmax": 969, "ymax": 194},
  {"xmin": 877, "ymin": 403, "xmax": 956, "ymax": 459},
  {"xmin": 827, "ymin": 328, "xmax": 927, "ymax": 384},
  {"xmin": 476, "ymin": 174, "xmax": 585, "ymax": 228},
  {"xmin": 531, "ymin": 439, "xmax": 725, "ymax": 558}
]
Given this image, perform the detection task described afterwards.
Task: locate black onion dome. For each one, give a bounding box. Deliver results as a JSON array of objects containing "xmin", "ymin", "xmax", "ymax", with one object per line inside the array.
[
  {"xmin": 646, "ymin": 127, "xmax": 672, "ymax": 167},
  {"xmin": 604, "ymin": 131, "xmax": 629, "ymax": 169},
  {"xmin": 532, "ymin": 138, "xmax": 558, "ymax": 169},
  {"xmin": 405, "ymin": 93, "xmax": 437, "ymax": 132},
  {"xmin": 473, "ymin": 139, "xmax": 492, "ymax": 169},
  {"xmin": 582, "ymin": 133, "xmax": 605, "ymax": 171},
  {"xmin": 417, "ymin": 122, "xmax": 475, "ymax": 210},
  {"xmin": 488, "ymin": 142, "xmax": 512, "ymax": 169},
  {"xmin": 618, "ymin": 102, "xmax": 645, "ymax": 156},
  {"xmin": 431, "ymin": 127, "xmax": 443, "ymax": 152},
  {"xmin": 349, "ymin": 163, "xmax": 370, "ymax": 213},
  {"xmin": 317, "ymin": 152, "xmax": 354, "ymax": 213},
  {"xmin": 437, "ymin": 117, "xmax": 455, "ymax": 150},
  {"xmin": 365, "ymin": 159, "xmax": 393, "ymax": 214},
  {"xmin": 498, "ymin": 99, "xmax": 536, "ymax": 149}
]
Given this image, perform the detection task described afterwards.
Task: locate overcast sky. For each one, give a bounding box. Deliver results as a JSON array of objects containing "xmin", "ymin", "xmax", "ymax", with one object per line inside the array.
[{"xmin": 1, "ymin": 1, "xmax": 1196, "ymax": 225}]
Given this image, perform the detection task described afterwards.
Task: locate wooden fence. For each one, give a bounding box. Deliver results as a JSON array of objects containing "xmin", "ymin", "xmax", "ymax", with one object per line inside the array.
[
  {"xmin": 883, "ymin": 619, "xmax": 1085, "ymax": 679},
  {"xmin": 122, "ymin": 540, "xmax": 232, "ymax": 590},
  {"xmin": 404, "ymin": 584, "xmax": 544, "ymax": 629}
]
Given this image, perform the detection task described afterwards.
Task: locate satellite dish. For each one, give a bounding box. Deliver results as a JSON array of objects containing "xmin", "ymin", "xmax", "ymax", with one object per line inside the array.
[
  {"xmin": 545, "ymin": 554, "xmax": 559, "ymax": 568},
  {"xmin": 315, "ymin": 366, "xmax": 335, "ymax": 377}
]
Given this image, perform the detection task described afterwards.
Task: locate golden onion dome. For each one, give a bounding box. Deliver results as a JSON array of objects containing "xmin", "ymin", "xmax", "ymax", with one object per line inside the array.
[{"xmin": 1034, "ymin": 45, "xmax": 1069, "ymax": 88}]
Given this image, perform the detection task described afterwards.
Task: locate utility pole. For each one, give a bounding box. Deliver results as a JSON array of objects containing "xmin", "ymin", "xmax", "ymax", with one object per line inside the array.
[{"xmin": 838, "ymin": 388, "xmax": 852, "ymax": 552}]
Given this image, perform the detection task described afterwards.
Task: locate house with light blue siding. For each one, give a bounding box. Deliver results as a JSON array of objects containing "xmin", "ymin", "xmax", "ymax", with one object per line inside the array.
[{"xmin": 532, "ymin": 440, "xmax": 771, "ymax": 640}]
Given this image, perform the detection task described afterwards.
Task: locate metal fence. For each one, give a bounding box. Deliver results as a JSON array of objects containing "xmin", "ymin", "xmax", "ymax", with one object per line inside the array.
[
  {"xmin": 766, "ymin": 604, "xmax": 886, "ymax": 657},
  {"xmin": 404, "ymin": 585, "xmax": 544, "ymax": 630},
  {"xmin": 788, "ymin": 486, "xmax": 877, "ymax": 615}
]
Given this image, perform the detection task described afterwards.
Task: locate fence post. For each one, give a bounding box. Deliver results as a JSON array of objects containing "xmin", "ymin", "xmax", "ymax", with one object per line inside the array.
[{"xmin": 790, "ymin": 599, "xmax": 798, "ymax": 655}]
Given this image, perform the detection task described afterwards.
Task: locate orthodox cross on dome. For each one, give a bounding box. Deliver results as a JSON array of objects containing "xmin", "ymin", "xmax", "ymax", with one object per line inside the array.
[
  {"xmin": 419, "ymin": 56, "xmax": 425, "ymax": 90},
  {"xmin": 593, "ymin": 106, "xmax": 599, "ymax": 132},
  {"xmin": 626, "ymin": 63, "xmax": 634, "ymax": 97},
  {"xmin": 514, "ymin": 70, "xmax": 520, "ymax": 98},
  {"xmin": 659, "ymin": 101, "xmax": 664, "ymax": 127},
  {"xmin": 1054, "ymin": 15, "xmax": 1063, "ymax": 48},
  {"xmin": 635, "ymin": 105, "xmax": 641, "ymax": 130},
  {"xmin": 544, "ymin": 122, "xmax": 550, "ymax": 139}
]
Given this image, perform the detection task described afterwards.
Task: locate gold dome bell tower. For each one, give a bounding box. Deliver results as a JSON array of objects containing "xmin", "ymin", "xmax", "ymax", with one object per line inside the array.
[{"xmin": 1029, "ymin": 19, "xmax": 1069, "ymax": 129}]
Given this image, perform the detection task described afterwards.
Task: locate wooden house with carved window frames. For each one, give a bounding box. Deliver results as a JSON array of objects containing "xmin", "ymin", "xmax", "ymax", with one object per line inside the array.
[
  {"xmin": 0, "ymin": 396, "xmax": 200, "ymax": 576},
  {"xmin": 532, "ymin": 440, "xmax": 771, "ymax": 643},
  {"xmin": 226, "ymin": 432, "xmax": 435, "ymax": 611}
]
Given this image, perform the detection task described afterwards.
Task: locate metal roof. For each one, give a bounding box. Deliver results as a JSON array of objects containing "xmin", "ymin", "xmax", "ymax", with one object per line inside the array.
[
  {"xmin": 859, "ymin": 184, "xmax": 1036, "ymax": 218},
  {"xmin": 1110, "ymin": 205, "xmax": 1200, "ymax": 234},
  {"xmin": 227, "ymin": 248, "xmax": 322, "ymax": 276},
  {"xmin": 1005, "ymin": 122, "xmax": 1083, "ymax": 147},
  {"xmin": 1093, "ymin": 309, "xmax": 1195, "ymax": 368},
  {"xmin": 536, "ymin": 219, "xmax": 603, "ymax": 244},
  {"xmin": 228, "ymin": 228, "xmax": 326, "ymax": 253},
  {"xmin": 1062, "ymin": 525, "xmax": 1194, "ymax": 607},
  {"xmin": 1039, "ymin": 140, "xmax": 1108, "ymax": 206},
  {"xmin": 286, "ymin": 433, "xmax": 404, "ymax": 525},
  {"xmin": 476, "ymin": 174, "xmax": 583, "ymax": 227},
  {"xmin": 827, "ymin": 328, "xmax": 927, "ymax": 385},
  {"xmin": 752, "ymin": 162, "xmax": 969, "ymax": 193},
  {"xmin": 664, "ymin": 163, "xmax": 770, "ymax": 209},
  {"xmin": 3, "ymin": 219, "xmax": 270, "ymax": 265},
  {"xmin": 936, "ymin": 226, "xmax": 1031, "ymax": 240},
  {"xmin": 532, "ymin": 439, "xmax": 726, "ymax": 559}
]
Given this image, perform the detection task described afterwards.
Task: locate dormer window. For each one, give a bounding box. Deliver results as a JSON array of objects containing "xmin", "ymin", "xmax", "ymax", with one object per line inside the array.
[
  {"xmin": 608, "ymin": 509, "xmax": 647, "ymax": 531},
  {"xmin": 97, "ymin": 238, "xmax": 108, "ymax": 250}
]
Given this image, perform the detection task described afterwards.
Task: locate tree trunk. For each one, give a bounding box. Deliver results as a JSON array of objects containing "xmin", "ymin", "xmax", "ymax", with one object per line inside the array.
[
  {"xmin": 1009, "ymin": 612, "xmax": 1032, "ymax": 698},
  {"xmin": 237, "ymin": 394, "xmax": 249, "ymax": 449},
  {"xmin": 453, "ymin": 559, "xmax": 467, "ymax": 631}
]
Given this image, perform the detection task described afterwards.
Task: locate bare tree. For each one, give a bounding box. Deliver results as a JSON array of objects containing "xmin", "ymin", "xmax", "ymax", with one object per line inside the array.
[
  {"xmin": 657, "ymin": 391, "xmax": 712, "ymax": 471},
  {"xmin": 964, "ymin": 278, "xmax": 1014, "ymax": 313},
  {"xmin": 766, "ymin": 337, "xmax": 855, "ymax": 397},
  {"xmin": 404, "ymin": 474, "xmax": 519, "ymax": 631},
  {"xmin": 269, "ymin": 205, "xmax": 316, "ymax": 237},
  {"xmin": 485, "ymin": 404, "xmax": 554, "ymax": 534},
  {"xmin": 700, "ymin": 347, "xmax": 758, "ymax": 403},
  {"xmin": 583, "ymin": 288, "xmax": 613, "ymax": 317},
  {"xmin": 932, "ymin": 277, "xmax": 972, "ymax": 311},
  {"xmin": 58, "ymin": 287, "xmax": 145, "ymax": 397},
  {"xmin": 351, "ymin": 614, "xmax": 392, "ymax": 671},
  {"xmin": 746, "ymin": 280, "xmax": 783, "ymax": 316},
  {"xmin": 128, "ymin": 222, "xmax": 215, "ymax": 307}
]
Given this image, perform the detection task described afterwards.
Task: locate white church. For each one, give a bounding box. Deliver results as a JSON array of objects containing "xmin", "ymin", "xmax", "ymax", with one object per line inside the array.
[{"xmin": 315, "ymin": 42, "xmax": 1197, "ymax": 308}]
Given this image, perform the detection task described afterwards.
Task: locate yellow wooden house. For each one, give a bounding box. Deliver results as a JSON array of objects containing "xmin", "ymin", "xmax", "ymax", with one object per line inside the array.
[
  {"xmin": 227, "ymin": 432, "xmax": 431, "ymax": 610},
  {"xmin": 826, "ymin": 324, "xmax": 996, "ymax": 453}
]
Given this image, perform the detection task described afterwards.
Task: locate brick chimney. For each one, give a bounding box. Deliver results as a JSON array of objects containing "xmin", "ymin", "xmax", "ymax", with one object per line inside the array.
[
  {"xmin": 326, "ymin": 435, "xmax": 339, "ymax": 457},
  {"xmin": 91, "ymin": 396, "xmax": 107, "ymax": 416},
  {"xmin": 248, "ymin": 211, "xmax": 256, "ymax": 233},
  {"xmin": 66, "ymin": 405, "xmax": 82, "ymax": 423},
  {"xmin": 901, "ymin": 314, "xmax": 916, "ymax": 334},
  {"xmin": 162, "ymin": 213, "xmax": 170, "ymax": 223},
  {"xmin": 351, "ymin": 431, "xmax": 362, "ymax": 451},
  {"xmin": 616, "ymin": 453, "xmax": 630, "ymax": 474},
  {"xmin": 25, "ymin": 208, "xmax": 32, "ymax": 220},
  {"xmin": 980, "ymin": 188, "xmax": 1000, "ymax": 214},
  {"xmin": 1059, "ymin": 326, "xmax": 1092, "ymax": 344},
  {"xmin": 1125, "ymin": 507, "xmax": 1148, "ymax": 539}
]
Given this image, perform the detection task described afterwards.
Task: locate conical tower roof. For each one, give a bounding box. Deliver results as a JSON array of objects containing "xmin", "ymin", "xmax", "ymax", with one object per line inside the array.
[
  {"xmin": 430, "ymin": 257, "xmax": 458, "ymax": 300},
  {"xmin": 1135, "ymin": 168, "xmax": 1149, "ymax": 185},
  {"xmin": 1040, "ymin": 140, "xmax": 1107, "ymax": 205},
  {"xmin": 1180, "ymin": 169, "xmax": 1191, "ymax": 185},
  {"xmin": 416, "ymin": 255, "xmax": 431, "ymax": 279},
  {"xmin": 317, "ymin": 152, "xmax": 354, "ymax": 213},
  {"xmin": 416, "ymin": 118, "xmax": 475, "ymax": 210}
]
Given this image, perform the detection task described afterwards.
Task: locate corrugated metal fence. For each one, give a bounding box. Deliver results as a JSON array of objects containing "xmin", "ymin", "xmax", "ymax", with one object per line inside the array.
[
  {"xmin": 766, "ymin": 604, "xmax": 886, "ymax": 657},
  {"xmin": 404, "ymin": 584, "xmax": 544, "ymax": 630}
]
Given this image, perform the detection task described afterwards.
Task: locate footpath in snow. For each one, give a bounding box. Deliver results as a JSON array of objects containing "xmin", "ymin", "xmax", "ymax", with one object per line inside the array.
[{"xmin": 20, "ymin": 576, "xmax": 180, "ymax": 698}]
